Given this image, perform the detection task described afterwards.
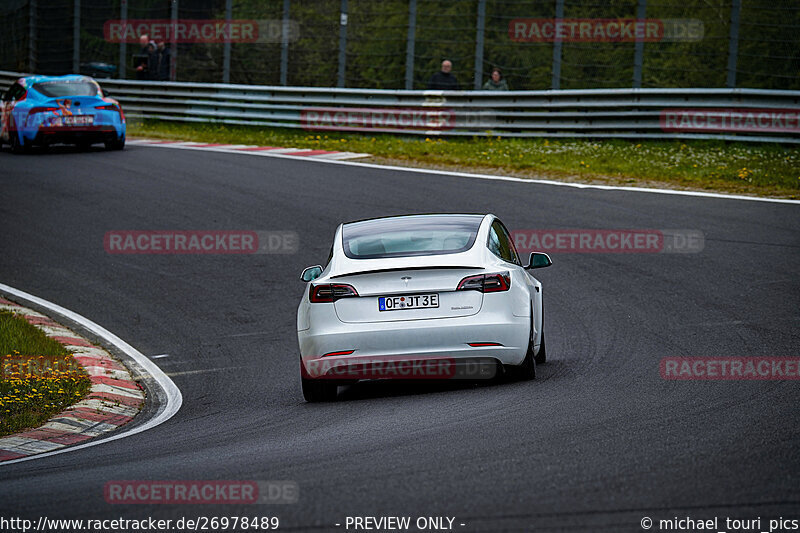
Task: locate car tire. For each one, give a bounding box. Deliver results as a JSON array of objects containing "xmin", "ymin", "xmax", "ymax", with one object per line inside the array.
[
  {"xmin": 10, "ymin": 134, "xmax": 27, "ymax": 154},
  {"xmin": 535, "ymin": 307, "xmax": 547, "ymax": 365},
  {"xmin": 301, "ymin": 377, "xmax": 338, "ymax": 402},
  {"xmin": 508, "ymin": 313, "xmax": 537, "ymax": 381},
  {"xmin": 10, "ymin": 127, "xmax": 27, "ymax": 155},
  {"xmin": 105, "ymin": 135, "xmax": 125, "ymax": 151},
  {"xmin": 535, "ymin": 330, "xmax": 547, "ymax": 365}
]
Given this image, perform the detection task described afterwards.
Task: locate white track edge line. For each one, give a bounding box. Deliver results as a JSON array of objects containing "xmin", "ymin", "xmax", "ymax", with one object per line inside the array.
[
  {"xmin": 0, "ymin": 282, "xmax": 183, "ymax": 466},
  {"xmin": 130, "ymin": 140, "xmax": 800, "ymax": 205}
]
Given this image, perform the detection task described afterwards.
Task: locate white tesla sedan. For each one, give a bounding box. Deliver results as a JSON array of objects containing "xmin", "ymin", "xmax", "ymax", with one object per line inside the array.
[{"xmin": 297, "ymin": 214, "xmax": 552, "ymax": 402}]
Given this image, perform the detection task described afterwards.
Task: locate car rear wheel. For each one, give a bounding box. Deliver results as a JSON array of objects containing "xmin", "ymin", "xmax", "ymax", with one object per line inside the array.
[
  {"xmin": 301, "ymin": 377, "xmax": 338, "ymax": 402},
  {"xmin": 508, "ymin": 313, "xmax": 537, "ymax": 381},
  {"xmin": 535, "ymin": 307, "xmax": 547, "ymax": 365},
  {"xmin": 105, "ymin": 135, "xmax": 125, "ymax": 151},
  {"xmin": 535, "ymin": 330, "xmax": 547, "ymax": 365},
  {"xmin": 10, "ymin": 129, "xmax": 27, "ymax": 155}
]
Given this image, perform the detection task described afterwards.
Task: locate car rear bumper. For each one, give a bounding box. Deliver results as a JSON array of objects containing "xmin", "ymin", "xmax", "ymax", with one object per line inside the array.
[
  {"xmin": 298, "ymin": 309, "xmax": 530, "ymax": 372},
  {"xmin": 31, "ymin": 126, "xmax": 122, "ymax": 145},
  {"xmin": 301, "ymin": 353, "xmax": 502, "ymax": 381}
]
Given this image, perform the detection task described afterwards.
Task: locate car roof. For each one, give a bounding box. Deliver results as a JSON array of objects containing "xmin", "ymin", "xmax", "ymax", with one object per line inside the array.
[{"xmin": 342, "ymin": 213, "xmax": 487, "ymax": 226}]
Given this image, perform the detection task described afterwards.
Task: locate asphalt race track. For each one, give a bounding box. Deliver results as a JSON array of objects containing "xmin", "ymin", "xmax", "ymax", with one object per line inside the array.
[{"xmin": 1, "ymin": 145, "xmax": 799, "ymax": 532}]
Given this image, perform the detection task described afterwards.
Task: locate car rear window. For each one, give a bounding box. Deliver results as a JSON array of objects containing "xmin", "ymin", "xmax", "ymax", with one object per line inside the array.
[
  {"xmin": 33, "ymin": 81, "xmax": 98, "ymax": 98},
  {"xmin": 342, "ymin": 215, "xmax": 483, "ymax": 259}
]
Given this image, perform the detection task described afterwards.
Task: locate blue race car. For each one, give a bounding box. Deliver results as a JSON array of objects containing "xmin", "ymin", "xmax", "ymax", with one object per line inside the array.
[{"xmin": 1, "ymin": 74, "xmax": 126, "ymax": 153}]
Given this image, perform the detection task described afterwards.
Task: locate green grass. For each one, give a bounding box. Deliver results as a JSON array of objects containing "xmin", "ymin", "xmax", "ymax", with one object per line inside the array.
[
  {"xmin": 128, "ymin": 120, "xmax": 800, "ymax": 198},
  {"xmin": 0, "ymin": 310, "xmax": 92, "ymax": 437},
  {"xmin": 0, "ymin": 311, "xmax": 71, "ymax": 357}
]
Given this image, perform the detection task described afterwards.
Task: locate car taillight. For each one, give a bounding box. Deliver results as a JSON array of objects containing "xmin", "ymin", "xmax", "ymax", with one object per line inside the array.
[
  {"xmin": 310, "ymin": 283, "xmax": 359, "ymax": 303},
  {"xmin": 96, "ymin": 103, "xmax": 125, "ymax": 120},
  {"xmin": 27, "ymin": 106, "xmax": 59, "ymax": 116},
  {"xmin": 456, "ymin": 272, "xmax": 511, "ymax": 293},
  {"xmin": 26, "ymin": 106, "xmax": 60, "ymax": 125}
]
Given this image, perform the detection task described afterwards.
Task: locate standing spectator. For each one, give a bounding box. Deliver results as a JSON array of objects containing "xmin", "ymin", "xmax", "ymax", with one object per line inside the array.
[
  {"xmin": 156, "ymin": 41, "xmax": 171, "ymax": 81},
  {"xmin": 427, "ymin": 60, "xmax": 460, "ymax": 90},
  {"xmin": 134, "ymin": 34, "xmax": 158, "ymax": 80},
  {"xmin": 483, "ymin": 68, "xmax": 509, "ymax": 91}
]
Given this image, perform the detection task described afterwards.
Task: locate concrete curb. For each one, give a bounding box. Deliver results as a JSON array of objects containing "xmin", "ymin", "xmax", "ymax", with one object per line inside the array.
[
  {"xmin": 0, "ymin": 297, "xmax": 145, "ymax": 461},
  {"xmin": 128, "ymin": 138, "xmax": 371, "ymax": 160}
]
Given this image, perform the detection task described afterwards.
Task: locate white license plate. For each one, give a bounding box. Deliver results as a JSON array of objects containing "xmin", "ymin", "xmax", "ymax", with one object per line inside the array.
[
  {"xmin": 378, "ymin": 293, "xmax": 439, "ymax": 311},
  {"xmin": 63, "ymin": 115, "xmax": 94, "ymax": 126}
]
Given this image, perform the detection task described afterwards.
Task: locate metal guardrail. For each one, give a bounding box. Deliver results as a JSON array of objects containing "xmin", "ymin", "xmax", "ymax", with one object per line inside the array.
[{"xmin": 2, "ymin": 70, "xmax": 798, "ymax": 143}]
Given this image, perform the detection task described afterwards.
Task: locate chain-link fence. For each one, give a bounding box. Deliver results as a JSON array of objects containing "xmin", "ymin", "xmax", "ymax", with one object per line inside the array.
[{"xmin": 0, "ymin": 0, "xmax": 798, "ymax": 90}]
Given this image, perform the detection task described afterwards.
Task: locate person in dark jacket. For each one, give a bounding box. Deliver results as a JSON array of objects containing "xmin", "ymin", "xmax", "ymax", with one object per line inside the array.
[
  {"xmin": 483, "ymin": 68, "xmax": 509, "ymax": 91},
  {"xmin": 156, "ymin": 41, "xmax": 171, "ymax": 81},
  {"xmin": 134, "ymin": 34, "xmax": 158, "ymax": 80},
  {"xmin": 427, "ymin": 60, "xmax": 460, "ymax": 90}
]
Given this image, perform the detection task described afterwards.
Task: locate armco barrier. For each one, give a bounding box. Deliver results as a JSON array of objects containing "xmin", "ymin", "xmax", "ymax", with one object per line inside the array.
[{"xmin": 1, "ymin": 70, "xmax": 798, "ymax": 143}]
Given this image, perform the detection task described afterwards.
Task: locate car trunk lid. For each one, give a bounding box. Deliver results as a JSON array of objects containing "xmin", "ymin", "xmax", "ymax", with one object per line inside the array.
[{"xmin": 331, "ymin": 267, "xmax": 484, "ymax": 323}]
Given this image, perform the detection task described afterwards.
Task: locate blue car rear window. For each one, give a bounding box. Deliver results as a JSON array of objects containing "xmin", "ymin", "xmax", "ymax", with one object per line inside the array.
[
  {"xmin": 342, "ymin": 215, "xmax": 483, "ymax": 259},
  {"xmin": 33, "ymin": 81, "xmax": 98, "ymax": 98}
]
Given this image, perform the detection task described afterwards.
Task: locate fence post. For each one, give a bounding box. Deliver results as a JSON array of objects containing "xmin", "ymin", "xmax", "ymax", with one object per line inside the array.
[
  {"xmin": 632, "ymin": 0, "xmax": 646, "ymax": 88},
  {"xmin": 474, "ymin": 0, "xmax": 486, "ymax": 89},
  {"xmin": 28, "ymin": 0, "xmax": 37, "ymax": 72},
  {"xmin": 170, "ymin": 0, "xmax": 178, "ymax": 81},
  {"xmin": 726, "ymin": 0, "xmax": 741, "ymax": 88},
  {"xmin": 280, "ymin": 0, "xmax": 290, "ymax": 85},
  {"xmin": 551, "ymin": 0, "xmax": 564, "ymax": 89},
  {"xmin": 223, "ymin": 0, "xmax": 232, "ymax": 83},
  {"xmin": 73, "ymin": 0, "xmax": 80, "ymax": 74},
  {"xmin": 405, "ymin": 0, "xmax": 417, "ymax": 89},
  {"xmin": 118, "ymin": 0, "xmax": 127, "ymax": 78},
  {"xmin": 337, "ymin": 0, "xmax": 348, "ymax": 88}
]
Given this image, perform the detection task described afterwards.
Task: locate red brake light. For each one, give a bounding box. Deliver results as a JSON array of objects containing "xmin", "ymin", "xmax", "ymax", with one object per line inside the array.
[
  {"xmin": 27, "ymin": 106, "xmax": 59, "ymax": 116},
  {"xmin": 96, "ymin": 103, "xmax": 124, "ymax": 120},
  {"xmin": 468, "ymin": 342, "xmax": 503, "ymax": 347},
  {"xmin": 323, "ymin": 350, "xmax": 355, "ymax": 357},
  {"xmin": 456, "ymin": 272, "xmax": 511, "ymax": 293},
  {"xmin": 310, "ymin": 283, "xmax": 359, "ymax": 303},
  {"xmin": 483, "ymin": 272, "xmax": 511, "ymax": 292}
]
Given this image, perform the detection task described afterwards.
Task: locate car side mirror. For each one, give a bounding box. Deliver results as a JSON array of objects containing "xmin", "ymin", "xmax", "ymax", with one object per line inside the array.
[
  {"xmin": 300, "ymin": 265, "xmax": 323, "ymax": 282},
  {"xmin": 526, "ymin": 252, "xmax": 552, "ymax": 269}
]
